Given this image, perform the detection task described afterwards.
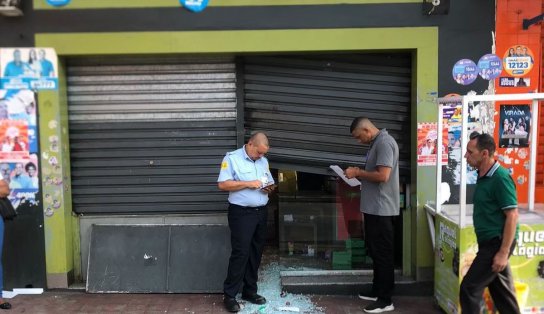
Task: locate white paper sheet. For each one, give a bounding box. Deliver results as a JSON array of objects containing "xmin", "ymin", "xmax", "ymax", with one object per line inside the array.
[{"xmin": 329, "ymin": 165, "xmax": 361, "ymax": 187}]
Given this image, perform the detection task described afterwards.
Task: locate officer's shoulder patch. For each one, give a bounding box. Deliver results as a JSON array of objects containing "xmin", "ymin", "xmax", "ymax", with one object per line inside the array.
[{"xmin": 221, "ymin": 161, "xmax": 228, "ymax": 170}]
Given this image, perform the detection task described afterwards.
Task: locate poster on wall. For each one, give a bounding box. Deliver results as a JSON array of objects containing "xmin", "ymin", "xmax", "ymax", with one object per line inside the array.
[
  {"xmin": 498, "ymin": 105, "xmax": 530, "ymax": 148},
  {"xmin": 499, "ymin": 77, "xmax": 530, "ymax": 88},
  {"xmin": 417, "ymin": 122, "xmax": 448, "ymax": 166},
  {"xmin": 437, "ymin": 98, "xmax": 482, "ymax": 208},
  {"xmin": 0, "ymin": 48, "xmax": 58, "ymax": 90},
  {"xmin": 502, "ymin": 45, "xmax": 535, "ymax": 77},
  {"xmin": 477, "ymin": 54, "xmax": 502, "ymax": 80},
  {"xmin": 0, "ymin": 89, "xmax": 39, "ymax": 210},
  {"xmin": 452, "ymin": 59, "xmax": 478, "ymax": 85}
]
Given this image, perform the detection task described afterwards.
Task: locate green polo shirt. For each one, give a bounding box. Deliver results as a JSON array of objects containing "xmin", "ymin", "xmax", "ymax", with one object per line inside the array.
[{"xmin": 473, "ymin": 161, "xmax": 519, "ymax": 243}]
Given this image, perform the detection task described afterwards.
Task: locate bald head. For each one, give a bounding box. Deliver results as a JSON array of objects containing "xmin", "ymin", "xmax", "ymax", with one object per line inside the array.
[
  {"xmin": 248, "ymin": 132, "xmax": 269, "ymax": 147},
  {"xmin": 246, "ymin": 132, "xmax": 270, "ymax": 161}
]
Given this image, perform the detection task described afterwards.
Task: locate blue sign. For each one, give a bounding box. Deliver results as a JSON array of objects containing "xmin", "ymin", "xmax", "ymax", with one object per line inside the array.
[
  {"xmin": 477, "ymin": 54, "xmax": 502, "ymax": 80},
  {"xmin": 180, "ymin": 0, "xmax": 209, "ymax": 12},
  {"xmin": 46, "ymin": 0, "xmax": 70, "ymax": 7},
  {"xmin": 452, "ymin": 59, "xmax": 479, "ymax": 86}
]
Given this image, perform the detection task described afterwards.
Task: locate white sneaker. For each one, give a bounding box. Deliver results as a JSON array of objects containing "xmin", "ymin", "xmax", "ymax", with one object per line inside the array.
[
  {"xmin": 358, "ymin": 292, "xmax": 378, "ymax": 301},
  {"xmin": 363, "ymin": 300, "xmax": 395, "ymax": 313}
]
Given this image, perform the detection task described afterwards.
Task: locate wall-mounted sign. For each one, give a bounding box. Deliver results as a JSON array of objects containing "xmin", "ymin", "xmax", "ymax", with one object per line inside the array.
[
  {"xmin": 0, "ymin": 48, "xmax": 58, "ymax": 90},
  {"xmin": 46, "ymin": 0, "xmax": 70, "ymax": 7},
  {"xmin": 180, "ymin": 0, "xmax": 209, "ymax": 12},
  {"xmin": 502, "ymin": 45, "xmax": 535, "ymax": 77},
  {"xmin": 452, "ymin": 59, "xmax": 478, "ymax": 85},
  {"xmin": 477, "ymin": 54, "xmax": 502, "ymax": 80}
]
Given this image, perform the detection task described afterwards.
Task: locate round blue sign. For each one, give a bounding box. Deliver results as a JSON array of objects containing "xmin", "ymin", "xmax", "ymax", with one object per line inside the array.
[
  {"xmin": 180, "ymin": 0, "xmax": 209, "ymax": 12},
  {"xmin": 452, "ymin": 59, "xmax": 479, "ymax": 85},
  {"xmin": 477, "ymin": 54, "xmax": 502, "ymax": 80},
  {"xmin": 46, "ymin": 0, "xmax": 70, "ymax": 7}
]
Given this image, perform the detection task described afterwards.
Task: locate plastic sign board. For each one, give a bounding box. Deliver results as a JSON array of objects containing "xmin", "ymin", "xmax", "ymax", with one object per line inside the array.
[
  {"xmin": 502, "ymin": 45, "xmax": 535, "ymax": 77},
  {"xmin": 452, "ymin": 59, "xmax": 478, "ymax": 85},
  {"xmin": 477, "ymin": 54, "xmax": 502, "ymax": 80},
  {"xmin": 46, "ymin": 0, "xmax": 70, "ymax": 7},
  {"xmin": 0, "ymin": 48, "xmax": 58, "ymax": 90},
  {"xmin": 180, "ymin": 0, "xmax": 209, "ymax": 12}
]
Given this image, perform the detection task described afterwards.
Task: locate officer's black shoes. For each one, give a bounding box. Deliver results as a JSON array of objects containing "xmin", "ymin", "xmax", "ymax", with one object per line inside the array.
[
  {"xmin": 223, "ymin": 296, "xmax": 240, "ymax": 313},
  {"xmin": 241, "ymin": 292, "xmax": 267, "ymax": 305}
]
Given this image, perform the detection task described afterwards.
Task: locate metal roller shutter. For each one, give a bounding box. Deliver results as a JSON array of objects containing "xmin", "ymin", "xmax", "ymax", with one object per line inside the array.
[
  {"xmin": 67, "ymin": 56, "xmax": 236, "ymax": 214},
  {"xmin": 243, "ymin": 54, "xmax": 412, "ymax": 177}
]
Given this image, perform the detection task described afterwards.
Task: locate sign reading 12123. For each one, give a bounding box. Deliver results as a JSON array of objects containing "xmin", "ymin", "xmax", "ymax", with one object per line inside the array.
[
  {"xmin": 46, "ymin": 0, "xmax": 70, "ymax": 7},
  {"xmin": 180, "ymin": 0, "xmax": 209, "ymax": 12}
]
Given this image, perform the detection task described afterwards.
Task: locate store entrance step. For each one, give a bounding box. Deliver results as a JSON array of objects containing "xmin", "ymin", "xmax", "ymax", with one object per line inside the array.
[{"xmin": 280, "ymin": 270, "xmax": 432, "ymax": 296}]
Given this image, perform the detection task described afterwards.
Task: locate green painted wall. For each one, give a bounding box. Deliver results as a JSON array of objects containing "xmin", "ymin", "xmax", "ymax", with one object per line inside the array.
[
  {"xmin": 34, "ymin": 0, "xmax": 419, "ymax": 10},
  {"xmin": 38, "ymin": 60, "xmax": 76, "ymax": 277},
  {"xmin": 36, "ymin": 26, "xmax": 438, "ymax": 279}
]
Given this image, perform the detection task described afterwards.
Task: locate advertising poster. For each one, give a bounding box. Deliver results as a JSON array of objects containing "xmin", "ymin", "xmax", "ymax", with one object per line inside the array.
[
  {"xmin": 417, "ymin": 122, "xmax": 448, "ymax": 166},
  {"xmin": 0, "ymin": 48, "xmax": 58, "ymax": 90},
  {"xmin": 477, "ymin": 54, "xmax": 502, "ymax": 80},
  {"xmin": 459, "ymin": 224, "xmax": 544, "ymax": 314},
  {"xmin": 502, "ymin": 45, "xmax": 535, "ymax": 77},
  {"xmin": 499, "ymin": 105, "xmax": 530, "ymax": 148},
  {"xmin": 0, "ymin": 89, "xmax": 39, "ymax": 210},
  {"xmin": 452, "ymin": 59, "xmax": 479, "ymax": 85},
  {"xmin": 442, "ymin": 102, "xmax": 481, "ymax": 186},
  {"xmin": 435, "ymin": 215, "xmax": 461, "ymax": 314}
]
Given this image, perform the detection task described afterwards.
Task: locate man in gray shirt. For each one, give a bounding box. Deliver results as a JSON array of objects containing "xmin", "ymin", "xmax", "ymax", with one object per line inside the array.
[{"xmin": 345, "ymin": 117, "xmax": 400, "ymax": 313}]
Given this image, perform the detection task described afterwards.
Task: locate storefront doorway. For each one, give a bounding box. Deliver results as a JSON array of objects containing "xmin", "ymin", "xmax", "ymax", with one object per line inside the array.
[{"xmin": 241, "ymin": 53, "xmax": 412, "ymax": 273}]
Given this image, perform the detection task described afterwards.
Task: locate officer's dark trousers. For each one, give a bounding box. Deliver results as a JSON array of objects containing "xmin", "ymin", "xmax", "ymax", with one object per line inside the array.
[
  {"xmin": 459, "ymin": 237, "xmax": 520, "ymax": 314},
  {"xmin": 223, "ymin": 203, "xmax": 268, "ymax": 298},
  {"xmin": 364, "ymin": 213, "xmax": 395, "ymax": 304}
]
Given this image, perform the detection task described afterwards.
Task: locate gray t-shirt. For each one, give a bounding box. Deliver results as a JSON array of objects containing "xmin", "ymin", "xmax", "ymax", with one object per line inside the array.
[{"xmin": 360, "ymin": 129, "xmax": 400, "ymax": 216}]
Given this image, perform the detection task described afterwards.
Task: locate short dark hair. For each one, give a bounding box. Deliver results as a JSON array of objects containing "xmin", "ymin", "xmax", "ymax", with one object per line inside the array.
[
  {"xmin": 25, "ymin": 162, "xmax": 36, "ymax": 172},
  {"xmin": 350, "ymin": 117, "xmax": 367, "ymax": 133},
  {"xmin": 469, "ymin": 131, "xmax": 496, "ymax": 156}
]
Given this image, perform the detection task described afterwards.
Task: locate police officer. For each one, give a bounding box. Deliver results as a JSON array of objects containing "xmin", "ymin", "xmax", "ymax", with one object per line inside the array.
[{"xmin": 218, "ymin": 132, "xmax": 275, "ymax": 313}]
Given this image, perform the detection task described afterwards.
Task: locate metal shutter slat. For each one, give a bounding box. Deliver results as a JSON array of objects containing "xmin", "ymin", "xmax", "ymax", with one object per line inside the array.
[{"xmin": 67, "ymin": 56, "xmax": 236, "ymax": 214}]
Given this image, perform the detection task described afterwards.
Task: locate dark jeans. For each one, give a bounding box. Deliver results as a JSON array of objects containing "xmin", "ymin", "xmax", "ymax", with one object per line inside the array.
[
  {"xmin": 459, "ymin": 237, "xmax": 520, "ymax": 314},
  {"xmin": 223, "ymin": 203, "xmax": 268, "ymax": 298},
  {"xmin": 364, "ymin": 213, "xmax": 396, "ymax": 303}
]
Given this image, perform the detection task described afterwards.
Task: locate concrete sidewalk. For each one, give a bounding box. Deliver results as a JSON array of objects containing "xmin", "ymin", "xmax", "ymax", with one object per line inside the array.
[{"xmin": 5, "ymin": 290, "xmax": 442, "ymax": 313}]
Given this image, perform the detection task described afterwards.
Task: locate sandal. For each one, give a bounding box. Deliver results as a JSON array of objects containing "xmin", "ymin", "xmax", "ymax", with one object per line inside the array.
[{"xmin": 0, "ymin": 302, "xmax": 11, "ymax": 310}]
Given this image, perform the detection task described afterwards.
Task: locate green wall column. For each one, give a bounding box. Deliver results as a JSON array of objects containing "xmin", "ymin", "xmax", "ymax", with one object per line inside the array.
[{"xmin": 38, "ymin": 59, "xmax": 78, "ymax": 288}]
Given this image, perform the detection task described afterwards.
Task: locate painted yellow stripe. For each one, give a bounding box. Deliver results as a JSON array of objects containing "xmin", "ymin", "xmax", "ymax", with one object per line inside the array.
[
  {"xmin": 36, "ymin": 28, "xmax": 436, "ymax": 56},
  {"xmin": 34, "ymin": 0, "xmax": 419, "ymax": 10}
]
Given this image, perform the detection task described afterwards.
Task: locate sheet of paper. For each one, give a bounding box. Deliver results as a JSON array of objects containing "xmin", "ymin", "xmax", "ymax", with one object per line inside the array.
[{"xmin": 329, "ymin": 165, "xmax": 361, "ymax": 187}]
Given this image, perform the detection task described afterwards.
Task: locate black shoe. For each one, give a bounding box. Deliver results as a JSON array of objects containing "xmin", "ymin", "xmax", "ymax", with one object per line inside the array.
[
  {"xmin": 363, "ymin": 299, "xmax": 394, "ymax": 313},
  {"xmin": 223, "ymin": 297, "xmax": 240, "ymax": 313},
  {"xmin": 358, "ymin": 290, "xmax": 378, "ymax": 301},
  {"xmin": 0, "ymin": 302, "xmax": 11, "ymax": 310},
  {"xmin": 241, "ymin": 292, "xmax": 266, "ymax": 305}
]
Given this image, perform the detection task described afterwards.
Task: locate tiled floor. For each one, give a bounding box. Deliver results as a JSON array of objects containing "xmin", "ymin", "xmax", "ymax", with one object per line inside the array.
[{"xmin": 4, "ymin": 291, "xmax": 443, "ymax": 313}]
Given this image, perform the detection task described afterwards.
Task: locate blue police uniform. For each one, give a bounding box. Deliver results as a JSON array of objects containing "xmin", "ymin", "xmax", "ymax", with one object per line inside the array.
[{"xmin": 217, "ymin": 145, "xmax": 274, "ymax": 298}]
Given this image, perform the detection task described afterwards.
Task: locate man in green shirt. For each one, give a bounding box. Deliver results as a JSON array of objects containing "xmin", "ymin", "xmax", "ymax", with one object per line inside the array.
[{"xmin": 459, "ymin": 132, "xmax": 520, "ymax": 314}]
